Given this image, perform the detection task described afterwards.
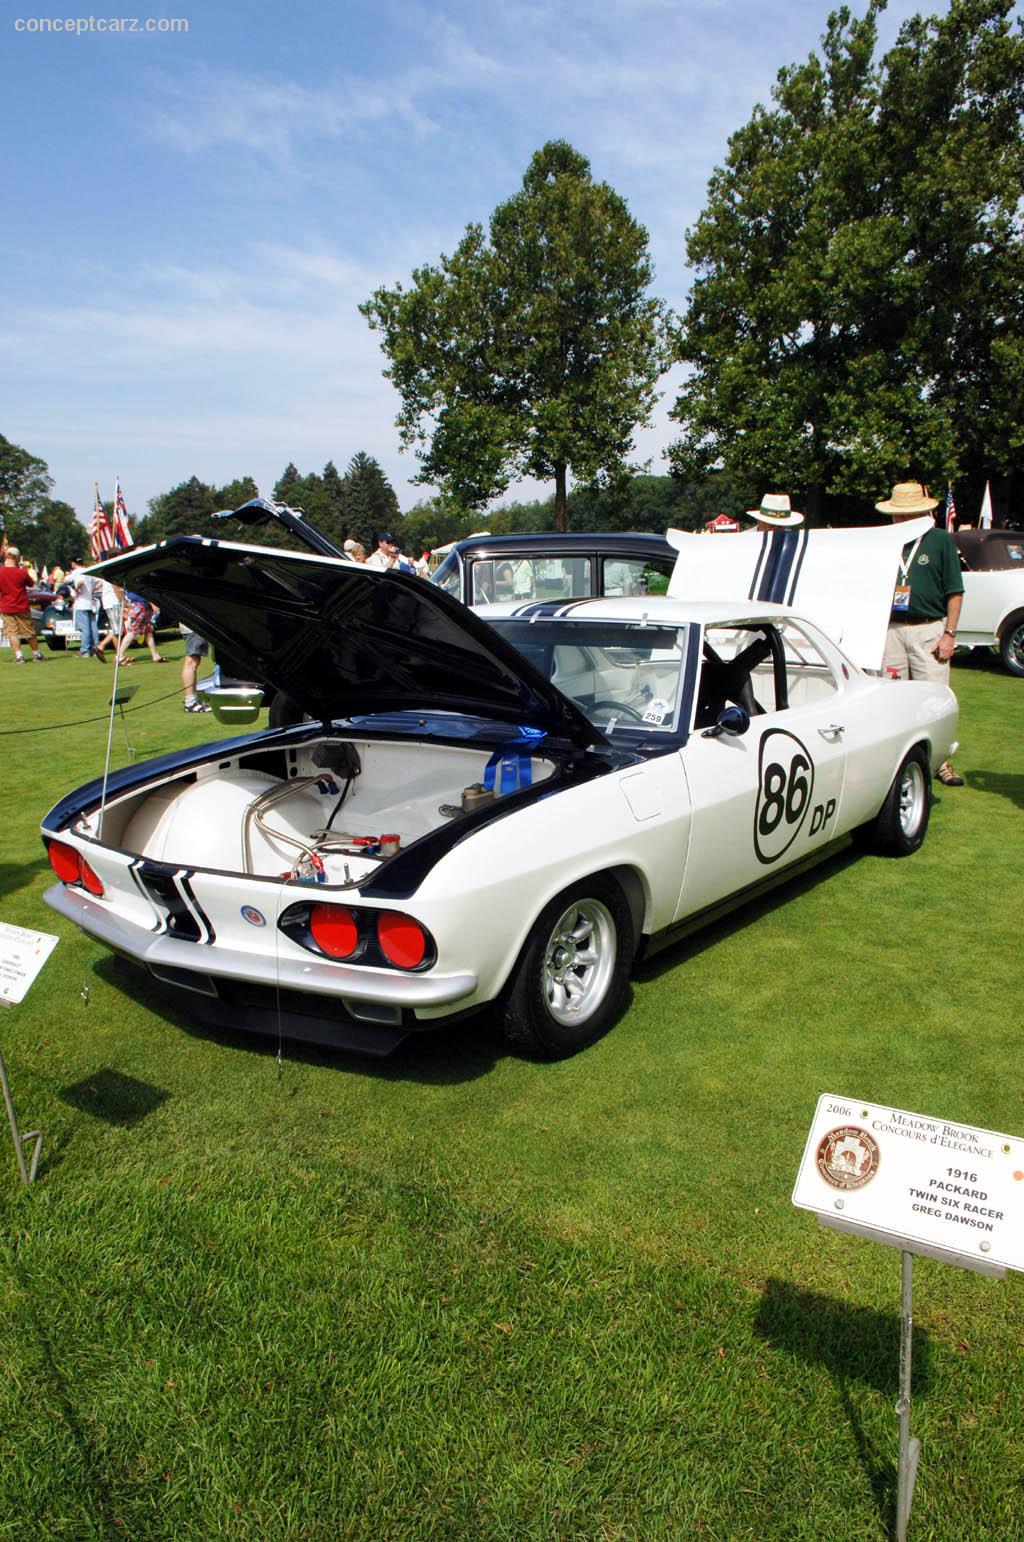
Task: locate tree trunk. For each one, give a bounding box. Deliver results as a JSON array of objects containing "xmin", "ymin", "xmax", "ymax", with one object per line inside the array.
[{"xmin": 554, "ymin": 464, "xmax": 567, "ymax": 533}]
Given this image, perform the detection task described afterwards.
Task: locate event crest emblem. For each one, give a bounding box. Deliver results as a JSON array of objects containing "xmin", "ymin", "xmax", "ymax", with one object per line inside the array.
[{"xmin": 816, "ymin": 1125, "xmax": 880, "ymax": 1191}]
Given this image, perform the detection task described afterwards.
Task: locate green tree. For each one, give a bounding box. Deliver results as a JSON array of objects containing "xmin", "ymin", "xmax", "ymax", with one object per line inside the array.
[
  {"xmin": 136, "ymin": 475, "xmax": 218, "ymax": 543},
  {"xmin": 337, "ymin": 451, "xmax": 402, "ymax": 552},
  {"xmin": 34, "ymin": 500, "xmax": 89, "ymax": 566},
  {"xmin": 362, "ymin": 140, "xmax": 671, "ymax": 532},
  {"xmin": 0, "ymin": 433, "xmax": 93, "ymax": 564},
  {"xmin": 0, "ymin": 432, "xmax": 53, "ymax": 530},
  {"xmin": 273, "ymin": 463, "xmax": 304, "ymax": 505},
  {"xmin": 399, "ymin": 498, "xmax": 481, "ymax": 557},
  {"xmin": 137, "ymin": 474, "xmax": 258, "ymax": 545},
  {"xmin": 215, "ymin": 475, "xmax": 259, "ymax": 511},
  {"xmin": 670, "ymin": 0, "xmax": 1024, "ymax": 519}
]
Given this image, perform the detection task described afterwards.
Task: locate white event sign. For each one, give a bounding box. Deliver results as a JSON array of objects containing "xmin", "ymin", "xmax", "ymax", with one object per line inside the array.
[
  {"xmin": 0, "ymin": 921, "xmax": 59, "ymax": 1006},
  {"xmin": 793, "ymin": 1093, "xmax": 1024, "ymax": 1274}
]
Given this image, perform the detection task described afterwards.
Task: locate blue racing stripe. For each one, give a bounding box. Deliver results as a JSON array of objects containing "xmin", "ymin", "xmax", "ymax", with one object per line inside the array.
[
  {"xmin": 511, "ymin": 600, "xmax": 565, "ymax": 618},
  {"xmin": 756, "ymin": 530, "xmax": 802, "ymax": 604}
]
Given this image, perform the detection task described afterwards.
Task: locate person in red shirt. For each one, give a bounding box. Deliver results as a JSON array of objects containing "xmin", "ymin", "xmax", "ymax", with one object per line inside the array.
[{"xmin": 0, "ymin": 547, "xmax": 44, "ymax": 663}]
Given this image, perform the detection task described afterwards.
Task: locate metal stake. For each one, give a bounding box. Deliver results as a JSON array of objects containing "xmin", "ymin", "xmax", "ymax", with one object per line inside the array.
[
  {"xmin": 0, "ymin": 1045, "xmax": 42, "ymax": 1185},
  {"xmin": 896, "ymin": 1249, "xmax": 920, "ymax": 1541}
]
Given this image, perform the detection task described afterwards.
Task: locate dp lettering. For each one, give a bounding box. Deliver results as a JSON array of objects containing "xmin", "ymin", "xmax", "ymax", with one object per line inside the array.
[{"xmin": 809, "ymin": 798, "xmax": 837, "ymax": 837}]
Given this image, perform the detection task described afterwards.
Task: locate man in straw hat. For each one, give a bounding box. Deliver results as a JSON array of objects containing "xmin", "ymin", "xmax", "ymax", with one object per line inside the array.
[
  {"xmin": 746, "ymin": 493, "xmax": 804, "ymax": 530},
  {"xmin": 877, "ymin": 480, "xmax": 964, "ymax": 787}
]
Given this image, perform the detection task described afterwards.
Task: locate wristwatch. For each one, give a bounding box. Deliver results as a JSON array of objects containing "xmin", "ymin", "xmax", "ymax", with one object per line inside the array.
[{"xmin": 943, "ymin": 627, "xmax": 957, "ymax": 638}]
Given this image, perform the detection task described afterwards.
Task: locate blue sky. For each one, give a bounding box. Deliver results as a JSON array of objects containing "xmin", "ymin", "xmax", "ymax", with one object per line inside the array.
[{"xmin": 3, "ymin": 0, "xmax": 938, "ymax": 530}]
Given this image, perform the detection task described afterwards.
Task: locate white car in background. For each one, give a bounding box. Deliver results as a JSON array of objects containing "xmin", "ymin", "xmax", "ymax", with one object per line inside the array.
[
  {"xmin": 954, "ymin": 529, "xmax": 1024, "ymax": 676},
  {"xmin": 42, "ymin": 538, "xmax": 957, "ymax": 1060}
]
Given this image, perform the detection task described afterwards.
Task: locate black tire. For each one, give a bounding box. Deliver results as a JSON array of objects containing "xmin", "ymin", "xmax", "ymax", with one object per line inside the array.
[
  {"xmin": 999, "ymin": 614, "xmax": 1024, "ymax": 678},
  {"xmin": 501, "ymin": 876, "xmax": 634, "ymax": 1059},
  {"xmin": 45, "ymin": 636, "xmax": 67, "ymax": 652},
  {"xmin": 854, "ymin": 746, "xmax": 931, "ymax": 857}
]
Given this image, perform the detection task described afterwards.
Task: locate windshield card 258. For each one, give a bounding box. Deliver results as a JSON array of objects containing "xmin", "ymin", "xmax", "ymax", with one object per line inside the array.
[{"xmin": 792, "ymin": 1094, "xmax": 1024, "ymax": 1273}]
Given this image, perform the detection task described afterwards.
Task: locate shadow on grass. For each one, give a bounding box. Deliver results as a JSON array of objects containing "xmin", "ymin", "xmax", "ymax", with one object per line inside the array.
[
  {"xmin": 95, "ymin": 955, "xmax": 502, "ymax": 1085},
  {"xmin": 961, "ymin": 769, "xmax": 1024, "ymax": 810},
  {"xmin": 0, "ymin": 857, "xmax": 50, "ymax": 900},
  {"xmin": 951, "ymin": 648, "xmax": 1007, "ymax": 677},
  {"xmin": 635, "ymin": 840, "xmax": 862, "ymax": 985},
  {"xmin": 59, "ymin": 1067, "xmax": 170, "ymax": 1126},
  {"xmin": 754, "ymin": 1277, "xmax": 932, "ymax": 1534}
]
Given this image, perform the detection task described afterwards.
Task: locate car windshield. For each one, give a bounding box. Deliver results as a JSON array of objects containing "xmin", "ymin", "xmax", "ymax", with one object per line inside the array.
[{"xmin": 490, "ymin": 618, "xmax": 694, "ymax": 736}]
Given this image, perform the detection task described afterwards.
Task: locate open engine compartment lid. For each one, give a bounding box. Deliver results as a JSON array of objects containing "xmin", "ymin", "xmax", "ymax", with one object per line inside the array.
[{"xmin": 90, "ymin": 536, "xmax": 607, "ymax": 748}]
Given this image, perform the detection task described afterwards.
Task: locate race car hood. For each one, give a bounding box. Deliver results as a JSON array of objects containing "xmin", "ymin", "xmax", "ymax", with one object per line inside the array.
[{"xmin": 90, "ymin": 537, "xmax": 607, "ymax": 748}]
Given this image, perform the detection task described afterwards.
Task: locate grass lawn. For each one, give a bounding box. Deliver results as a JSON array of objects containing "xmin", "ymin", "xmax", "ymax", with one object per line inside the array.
[{"xmin": 0, "ymin": 639, "xmax": 1021, "ymax": 1539}]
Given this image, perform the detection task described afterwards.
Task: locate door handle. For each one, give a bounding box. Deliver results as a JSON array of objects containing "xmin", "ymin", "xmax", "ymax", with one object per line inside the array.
[{"xmin": 818, "ymin": 724, "xmax": 845, "ymax": 740}]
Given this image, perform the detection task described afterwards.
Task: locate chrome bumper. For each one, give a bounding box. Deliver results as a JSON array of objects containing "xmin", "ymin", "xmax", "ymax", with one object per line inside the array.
[{"xmin": 44, "ymin": 883, "xmax": 478, "ymax": 1014}]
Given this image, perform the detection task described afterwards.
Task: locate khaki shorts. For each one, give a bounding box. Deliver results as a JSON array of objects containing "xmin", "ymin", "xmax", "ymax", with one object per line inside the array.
[
  {"xmin": 883, "ymin": 618, "xmax": 948, "ymax": 685},
  {"xmin": 2, "ymin": 613, "xmax": 36, "ymax": 646}
]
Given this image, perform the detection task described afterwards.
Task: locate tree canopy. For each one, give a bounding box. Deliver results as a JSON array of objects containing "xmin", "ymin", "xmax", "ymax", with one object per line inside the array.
[
  {"xmin": 272, "ymin": 453, "xmax": 402, "ymax": 552},
  {"xmin": 362, "ymin": 140, "xmax": 671, "ymax": 531},
  {"xmin": 0, "ymin": 432, "xmax": 90, "ymax": 566},
  {"xmin": 135, "ymin": 474, "xmax": 260, "ymax": 546},
  {"xmin": 670, "ymin": 0, "xmax": 1024, "ymax": 519}
]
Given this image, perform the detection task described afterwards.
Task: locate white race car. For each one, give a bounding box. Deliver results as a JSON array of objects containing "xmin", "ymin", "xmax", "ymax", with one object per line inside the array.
[{"xmin": 42, "ymin": 538, "xmax": 958, "ymax": 1059}]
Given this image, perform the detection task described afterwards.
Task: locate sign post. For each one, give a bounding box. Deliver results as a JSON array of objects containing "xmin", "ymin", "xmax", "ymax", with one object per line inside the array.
[
  {"xmin": 0, "ymin": 1048, "xmax": 42, "ymax": 1185},
  {"xmin": 896, "ymin": 1250, "xmax": 919, "ymax": 1541},
  {"xmin": 793, "ymin": 1094, "xmax": 1024, "ymax": 1539},
  {"xmin": 0, "ymin": 920, "xmax": 59, "ymax": 1185}
]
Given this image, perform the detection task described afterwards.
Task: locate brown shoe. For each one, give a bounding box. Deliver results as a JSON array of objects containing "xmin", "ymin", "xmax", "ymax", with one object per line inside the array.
[{"xmin": 937, "ymin": 761, "xmax": 964, "ymax": 787}]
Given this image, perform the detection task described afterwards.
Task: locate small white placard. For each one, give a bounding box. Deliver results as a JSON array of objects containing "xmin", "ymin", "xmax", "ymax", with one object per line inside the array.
[
  {"xmin": 0, "ymin": 922, "xmax": 59, "ymax": 1006},
  {"xmin": 793, "ymin": 1094, "xmax": 1024, "ymax": 1274}
]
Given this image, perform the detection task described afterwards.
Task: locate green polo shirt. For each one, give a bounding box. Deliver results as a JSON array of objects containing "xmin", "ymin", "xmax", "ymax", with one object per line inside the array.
[{"xmin": 898, "ymin": 526, "xmax": 964, "ymax": 621}]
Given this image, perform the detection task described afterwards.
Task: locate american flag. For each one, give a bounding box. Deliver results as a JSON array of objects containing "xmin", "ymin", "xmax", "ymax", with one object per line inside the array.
[
  {"xmin": 113, "ymin": 476, "xmax": 133, "ymax": 548},
  {"xmin": 91, "ymin": 482, "xmax": 115, "ymax": 561},
  {"xmin": 944, "ymin": 486, "xmax": 957, "ymax": 532}
]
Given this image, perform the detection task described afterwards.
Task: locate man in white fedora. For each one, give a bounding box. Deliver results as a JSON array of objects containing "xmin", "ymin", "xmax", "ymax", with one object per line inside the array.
[
  {"xmin": 877, "ymin": 480, "xmax": 964, "ymax": 787},
  {"xmin": 746, "ymin": 493, "xmax": 805, "ymax": 530}
]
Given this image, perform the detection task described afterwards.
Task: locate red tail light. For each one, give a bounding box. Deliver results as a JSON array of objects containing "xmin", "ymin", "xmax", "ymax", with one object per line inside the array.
[
  {"xmin": 377, "ymin": 912, "xmax": 427, "ymax": 970},
  {"xmin": 48, "ymin": 841, "xmax": 81, "ymax": 884},
  {"xmin": 309, "ymin": 903, "xmax": 359, "ymax": 959},
  {"xmin": 80, "ymin": 859, "xmax": 104, "ymax": 897}
]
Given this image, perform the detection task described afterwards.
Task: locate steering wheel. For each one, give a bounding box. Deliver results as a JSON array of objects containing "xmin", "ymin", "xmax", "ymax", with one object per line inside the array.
[{"xmin": 590, "ymin": 699, "xmax": 645, "ymax": 723}]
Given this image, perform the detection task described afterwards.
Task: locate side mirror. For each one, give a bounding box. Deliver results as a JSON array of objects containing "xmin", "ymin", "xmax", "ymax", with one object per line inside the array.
[{"xmin": 701, "ymin": 704, "xmax": 750, "ymax": 739}]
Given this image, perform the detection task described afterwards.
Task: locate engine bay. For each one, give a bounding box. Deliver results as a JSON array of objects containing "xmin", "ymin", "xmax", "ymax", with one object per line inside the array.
[{"xmin": 73, "ymin": 734, "xmax": 558, "ymax": 888}]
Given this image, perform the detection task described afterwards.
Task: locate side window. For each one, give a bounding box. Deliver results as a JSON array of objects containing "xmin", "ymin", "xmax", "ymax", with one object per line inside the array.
[
  {"xmin": 775, "ymin": 621, "xmax": 839, "ymax": 708},
  {"xmin": 512, "ymin": 557, "xmax": 592, "ymax": 601},
  {"xmin": 471, "ymin": 562, "xmax": 496, "ymax": 604},
  {"xmin": 600, "ymin": 557, "xmax": 674, "ymax": 597},
  {"xmin": 601, "ymin": 558, "xmax": 646, "ymax": 597},
  {"xmin": 643, "ymin": 559, "xmax": 674, "ymax": 596},
  {"xmin": 695, "ymin": 621, "xmax": 838, "ymax": 728},
  {"xmin": 696, "ymin": 626, "xmax": 776, "ymax": 728},
  {"xmin": 469, "ymin": 557, "xmax": 594, "ymax": 604}
]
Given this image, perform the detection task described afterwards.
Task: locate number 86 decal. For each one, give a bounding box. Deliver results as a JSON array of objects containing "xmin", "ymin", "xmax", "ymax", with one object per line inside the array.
[{"xmin": 754, "ymin": 729, "xmax": 815, "ymax": 865}]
